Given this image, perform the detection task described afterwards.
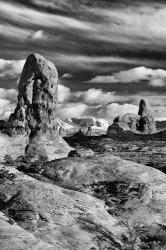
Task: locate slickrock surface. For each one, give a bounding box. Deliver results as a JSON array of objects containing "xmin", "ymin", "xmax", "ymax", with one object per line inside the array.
[
  {"xmin": 40, "ymin": 153, "xmax": 166, "ymax": 243},
  {"xmin": 0, "ymin": 134, "xmax": 28, "ymax": 162},
  {"xmin": 0, "ymin": 165, "xmax": 122, "ymax": 250},
  {"xmin": 1, "ymin": 153, "xmax": 166, "ymax": 249}
]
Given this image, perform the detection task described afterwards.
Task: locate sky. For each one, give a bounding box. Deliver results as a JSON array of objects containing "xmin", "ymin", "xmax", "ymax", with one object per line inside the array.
[{"xmin": 0, "ymin": 0, "xmax": 166, "ymax": 121}]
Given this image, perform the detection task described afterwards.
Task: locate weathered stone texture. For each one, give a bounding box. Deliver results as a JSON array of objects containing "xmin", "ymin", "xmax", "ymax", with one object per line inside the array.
[{"xmin": 8, "ymin": 53, "xmax": 71, "ymax": 160}]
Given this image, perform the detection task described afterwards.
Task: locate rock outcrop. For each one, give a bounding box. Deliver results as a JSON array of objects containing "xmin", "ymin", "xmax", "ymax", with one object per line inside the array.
[
  {"xmin": 138, "ymin": 99, "xmax": 156, "ymax": 133},
  {"xmin": 0, "ymin": 164, "xmax": 123, "ymax": 250},
  {"xmin": 7, "ymin": 54, "xmax": 71, "ymax": 160},
  {"xmin": 107, "ymin": 99, "xmax": 156, "ymax": 139},
  {"xmin": 9, "ymin": 53, "xmax": 58, "ymax": 134}
]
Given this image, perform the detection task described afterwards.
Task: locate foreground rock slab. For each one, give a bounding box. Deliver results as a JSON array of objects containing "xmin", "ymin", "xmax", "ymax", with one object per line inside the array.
[
  {"xmin": 42, "ymin": 154, "xmax": 166, "ymax": 227},
  {"xmin": 0, "ymin": 165, "xmax": 123, "ymax": 250}
]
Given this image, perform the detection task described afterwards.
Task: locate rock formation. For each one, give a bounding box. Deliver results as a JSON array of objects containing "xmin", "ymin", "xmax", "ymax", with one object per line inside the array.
[
  {"xmin": 9, "ymin": 53, "xmax": 58, "ymax": 134},
  {"xmin": 138, "ymin": 98, "xmax": 156, "ymax": 133},
  {"xmin": 7, "ymin": 53, "xmax": 71, "ymax": 160},
  {"xmin": 116, "ymin": 113, "xmax": 140, "ymax": 132},
  {"xmin": 107, "ymin": 98, "xmax": 156, "ymax": 139}
]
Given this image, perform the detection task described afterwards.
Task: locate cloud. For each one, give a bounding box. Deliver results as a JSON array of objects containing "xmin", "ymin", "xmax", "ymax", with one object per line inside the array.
[
  {"xmin": 0, "ymin": 88, "xmax": 17, "ymax": 120},
  {"xmin": 0, "ymin": 88, "xmax": 17, "ymax": 103},
  {"xmin": 57, "ymin": 84, "xmax": 139, "ymax": 121},
  {"xmin": 58, "ymin": 84, "xmax": 71, "ymax": 103},
  {"xmin": 57, "ymin": 103, "xmax": 88, "ymax": 118},
  {"xmin": 0, "ymin": 59, "xmax": 25, "ymax": 78},
  {"xmin": 149, "ymin": 78, "xmax": 166, "ymax": 87},
  {"xmin": 76, "ymin": 88, "xmax": 115, "ymax": 105},
  {"xmin": 1, "ymin": 0, "xmax": 166, "ymax": 74},
  {"xmin": 30, "ymin": 30, "xmax": 46, "ymax": 40},
  {"xmin": 61, "ymin": 73, "xmax": 73, "ymax": 79},
  {"xmin": 105, "ymin": 103, "xmax": 138, "ymax": 121},
  {"xmin": 58, "ymin": 84, "xmax": 116, "ymax": 105},
  {"xmin": 57, "ymin": 101, "xmax": 138, "ymax": 121},
  {"xmin": 87, "ymin": 66, "xmax": 166, "ymax": 86}
]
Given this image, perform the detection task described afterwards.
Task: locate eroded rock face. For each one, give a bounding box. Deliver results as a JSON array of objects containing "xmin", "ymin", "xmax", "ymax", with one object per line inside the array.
[
  {"xmin": 9, "ymin": 53, "xmax": 58, "ymax": 134},
  {"xmin": 118, "ymin": 113, "xmax": 140, "ymax": 132},
  {"xmin": 107, "ymin": 99, "xmax": 156, "ymax": 139},
  {"xmin": 138, "ymin": 99, "xmax": 156, "ymax": 134},
  {"xmin": 8, "ymin": 54, "xmax": 71, "ymax": 160}
]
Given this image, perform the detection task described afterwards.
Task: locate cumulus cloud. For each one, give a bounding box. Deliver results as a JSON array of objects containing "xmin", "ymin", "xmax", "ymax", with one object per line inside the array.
[
  {"xmin": 58, "ymin": 84, "xmax": 71, "ymax": 103},
  {"xmin": 30, "ymin": 30, "xmax": 46, "ymax": 40},
  {"xmin": 0, "ymin": 88, "xmax": 17, "ymax": 120},
  {"xmin": 0, "ymin": 88, "xmax": 17, "ymax": 103},
  {"xmin": 76, "ymin": 88, "xmax": 115, "ymax": 105},
  {"xmin": 57, "ymin": 103, "xmax": 87, "ymax": 118},
  {"xmin": 57, "ymin": 101, "xmax": 138, "ymax": 121},
  {"xmin": 105, "ymin": 103, "xmax": 138, "ymax": 121},
  {"xmin": 0, "ymin": 59, "xmax": 25, "ymax": 78},
  {"xmin": 57, "ymin": 84, "xmax": 139, "ymax": 121},
  {"xmin": 58, "ymin": 84, "xmax": 116, "ymax": 105},
  {"xmin": 87, "ymin": 66, "xmax": 166, "ymax": 86}
]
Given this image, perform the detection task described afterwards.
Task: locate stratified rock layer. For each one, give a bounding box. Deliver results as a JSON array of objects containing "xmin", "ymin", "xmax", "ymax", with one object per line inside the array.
[{"xmin": 8, "ymin": 54, "xmax": 71, "ymax": 160}]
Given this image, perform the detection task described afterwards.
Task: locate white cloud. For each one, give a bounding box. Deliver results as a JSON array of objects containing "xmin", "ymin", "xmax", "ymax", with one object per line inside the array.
[
  {"xmin": 61, "ymin": 73, "xmax": 73, "ymax": 79},
  {"xmin": 0, "ymin": 88, "xmax": 17, "ymax": 120},
  {"xmin": 57, "ymin": 101, "xmax": 139, "ymax": 122},
  {"xmin": 57, "ymin": 103, "xmax": 88, "ymax": 118},
  {"xmin": 58, "ymin": 84, "xmax": 71, "ymax": 103},
  {"xmin": 30, "ymin": 30, "xmax": 46, "ymax": 40},
  {"xmin": 0, "ymin": 88, "xmax": 17, "ymax": 102},
  {"xmin": 77, "ymin": 88, "xmax": 115, "ymax": 105},
  {"xmin": 58, "ymin": 85, "xmax": 116, "ymax": 105},
  {"xmin": 149, "ymin": 78, "xmax": 166, "ymax": 87},
  {"xmin": 105, "ymin": 103, "xmax": 138, "ymax": 121},
  {"xmin": 0, "ymin": 59, "xmax": 25, "ymax": 78},
  {"xmin": 0, "ymin": 2, "xmax": 94, "ymax": 31},
  {"xmin": 87, "ymin": 66, "xmax": 166, "ymax": 86}
]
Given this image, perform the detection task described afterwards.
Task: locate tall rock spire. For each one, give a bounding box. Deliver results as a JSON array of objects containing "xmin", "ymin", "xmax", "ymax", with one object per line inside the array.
[
  {"xmin": 9, "ymin": 53, "xmax": 71, "ymax": 160},
  {"xmin": 138, "ymin": 98, "xmax": 156, "ymax": 134}
]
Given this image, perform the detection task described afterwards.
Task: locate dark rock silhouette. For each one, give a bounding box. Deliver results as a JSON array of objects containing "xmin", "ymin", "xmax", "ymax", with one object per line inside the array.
[
  {"xmin": 138, "ymin": 99, "xmax": 156, "ymax": 134},
  {"xmin": 138, "ymin": 98, "xmax": 150, "ymax": 117},
  {"xmin": 8, "ymin": 53, "xmax": 71, "ymax": 160}
]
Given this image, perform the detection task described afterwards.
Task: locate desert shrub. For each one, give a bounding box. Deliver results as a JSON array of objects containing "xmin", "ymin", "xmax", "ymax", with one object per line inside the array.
[
  {"xmin": 38, "ymin": 154, "xmax": 48, "ymax": 162},
  {"xmin": 3, "ymin": 154, "xmax": 15, "ymax": 165},
  {"xmin": 0, "ymin": 167, "xmax": 15, "ymax": 181},
  {"xmin": 120, "ymin": 217, "xmax": 148, "ymax": 250}
]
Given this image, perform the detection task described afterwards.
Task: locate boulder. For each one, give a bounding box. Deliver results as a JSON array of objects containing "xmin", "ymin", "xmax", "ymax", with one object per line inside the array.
[
  {"xmin": 8, "ymin": 54, "xmax": 72, "ymax": 160},
  {"xmin": 68, "ymin": 148, "xmax": 94, "ymax": 157},
  {"xmin": 117, "ymin": 113, "xmax": 140, "ymax": 132},
  {"xmin": 107, "ymin": 122, "xmax": 135, "ymax": 140}
]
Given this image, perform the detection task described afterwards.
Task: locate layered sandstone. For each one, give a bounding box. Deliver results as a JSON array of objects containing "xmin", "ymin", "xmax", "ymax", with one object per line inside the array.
[{"xmin": 7, "ymin": 54, "xmax": 71, "ymax": 160}]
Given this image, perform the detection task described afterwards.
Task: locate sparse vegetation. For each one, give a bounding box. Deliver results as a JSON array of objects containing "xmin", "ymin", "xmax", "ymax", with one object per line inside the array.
[{"xmin": 0, "ymin": 167, "xmax": 15, "ymax": 181}]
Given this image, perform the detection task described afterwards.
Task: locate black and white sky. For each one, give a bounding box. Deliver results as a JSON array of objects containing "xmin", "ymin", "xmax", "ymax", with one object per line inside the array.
[{"xmin": 1, "ymin": 0, "xmax": 166, "ymax": 121}]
